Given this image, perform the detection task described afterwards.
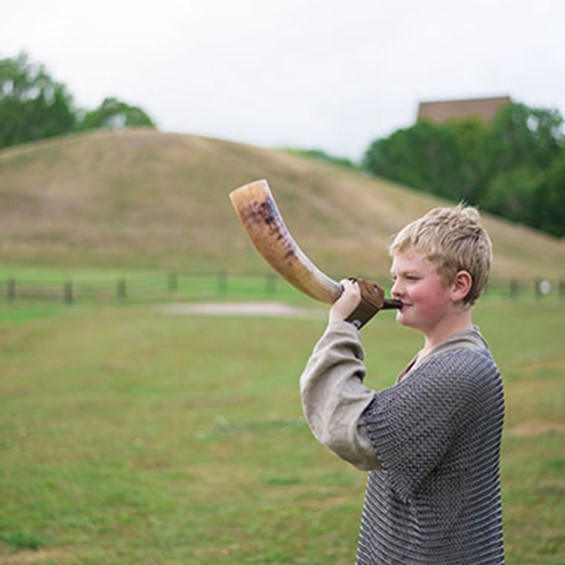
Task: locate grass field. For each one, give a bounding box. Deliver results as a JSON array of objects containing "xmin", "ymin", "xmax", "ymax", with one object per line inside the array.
[{"xmin": 1, "ymin": 293, "xmax": 564, "ymax": 564}]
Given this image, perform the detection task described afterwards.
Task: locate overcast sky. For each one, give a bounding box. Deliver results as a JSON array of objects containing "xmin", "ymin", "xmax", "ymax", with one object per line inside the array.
[{"xmin": 2, "ymin": 0, "xmax": 564, "ymax": 159}]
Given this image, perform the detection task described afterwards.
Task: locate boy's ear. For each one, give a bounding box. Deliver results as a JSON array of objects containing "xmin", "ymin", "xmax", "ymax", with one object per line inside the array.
[{"xmin": 451, "ymin": 270, "xmax": 473, "ymax": 302}]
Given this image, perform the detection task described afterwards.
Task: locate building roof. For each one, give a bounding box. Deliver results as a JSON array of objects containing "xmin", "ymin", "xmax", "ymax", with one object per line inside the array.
[{"xmin": 417, "ymin": 96, "xmax": 511, "ymax": 124}]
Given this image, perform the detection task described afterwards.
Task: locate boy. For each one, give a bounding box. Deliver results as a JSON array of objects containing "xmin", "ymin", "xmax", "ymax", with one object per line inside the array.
[{"xmin": 300, "ymin": 205, "xmax": 505, "ymax": 564}]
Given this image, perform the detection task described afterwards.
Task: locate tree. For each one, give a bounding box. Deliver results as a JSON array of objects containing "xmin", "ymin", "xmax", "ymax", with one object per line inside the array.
[
  {"xmin": 445, "ymin": 117, "xmax": 496, "ymax": 203},
  {"xmin": 531, "ymin": 149, "xmax": 565, "ymax": 238},
  {"xmin": 491, "ymin": 102, "xmax": 564, "ymax": 170},
  {"xmin": 363, "ymin": 121, "xmax": 466, "ymax": 200},
  {"xmin": 0, "ymin": 52, "xmax": 157, "ymax": 149},
  {"xmin": 79, "ymin": 97, "xmax": 156, "ymax": 130},
  {"xmin": 285, "ymin": 147, "xmax": 357, "ymax": 170},
  {"xmin": 0, "ymin": 52, "xmax": 76, "ymax": 148},
  {"xmin": 481, "ymin": 166, "xmax": 544, "ymax": 225},
  {"xmin": 363, "ymin": 101, "xmax": 565, "ymax": 238},
  {"xmin": 481, "ymin": 103, "xmax": 564, "ymax": 230}
]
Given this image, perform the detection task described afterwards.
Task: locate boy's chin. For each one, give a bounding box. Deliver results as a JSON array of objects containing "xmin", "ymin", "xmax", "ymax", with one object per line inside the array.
[
  {"xmin": 396, "ymin": 310, "xmax": 416, "ymax": 329},
  {"xmin": 395, "ymin": 311, "xmax": 408, "ymax": 325}
]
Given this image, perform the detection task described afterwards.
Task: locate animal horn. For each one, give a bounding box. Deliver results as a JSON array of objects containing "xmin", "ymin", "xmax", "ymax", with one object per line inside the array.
[{"xmin": 229, "ymin": 179, "xmax": 342, "ymax": 303}]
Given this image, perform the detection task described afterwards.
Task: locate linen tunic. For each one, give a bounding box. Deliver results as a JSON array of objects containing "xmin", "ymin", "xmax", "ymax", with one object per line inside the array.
[{"xmin": 300, "ymin": 322, "xmax": 505, "ymax": 564}]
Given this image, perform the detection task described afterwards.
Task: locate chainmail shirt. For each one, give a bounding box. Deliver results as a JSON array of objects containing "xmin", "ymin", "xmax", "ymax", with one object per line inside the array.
[
  {"xmin": 300, "ymin": 322, "xmax": 505, "ymax": 565},
  {"xmin": 359, "ymin": 344, "xmax": 505, "ymax": 564}
]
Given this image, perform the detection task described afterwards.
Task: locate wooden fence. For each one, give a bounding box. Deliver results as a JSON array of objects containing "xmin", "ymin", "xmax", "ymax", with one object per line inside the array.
[
  {"xmin": 2, "ymin": 272, "xmax": 289, "ymax": 305},
  {"xmin": 2, "ymin": 272, "xmax": 565, "ymax": 305}
]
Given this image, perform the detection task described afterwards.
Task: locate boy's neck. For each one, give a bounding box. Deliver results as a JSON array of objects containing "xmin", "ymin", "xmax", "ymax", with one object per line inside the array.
[{"xmin": 422, "ymin": 307, "xmax": 473, "ymax": 353}]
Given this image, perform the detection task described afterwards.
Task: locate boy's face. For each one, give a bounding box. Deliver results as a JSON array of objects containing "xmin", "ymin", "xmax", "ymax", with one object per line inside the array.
[{"xmin": 390, "ymin": 250, "xmax": 455, "ymax": 335}]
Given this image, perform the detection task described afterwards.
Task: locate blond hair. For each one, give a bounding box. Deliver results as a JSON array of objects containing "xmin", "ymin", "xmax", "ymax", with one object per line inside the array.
[{"xmin": 389, "ymin": 204, "xmax": 492, "ymax": 306}]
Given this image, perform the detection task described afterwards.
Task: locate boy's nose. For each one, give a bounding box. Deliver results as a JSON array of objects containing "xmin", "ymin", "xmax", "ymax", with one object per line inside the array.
[{"xmin": 391, "ymin": 279, "xmax": 403, "ymax": 297}]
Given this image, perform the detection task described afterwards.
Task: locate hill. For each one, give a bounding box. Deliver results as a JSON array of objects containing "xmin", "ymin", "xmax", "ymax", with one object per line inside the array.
[{"xmin": 1, "ymin": 128, "xmax": 564, "ymax": 280}]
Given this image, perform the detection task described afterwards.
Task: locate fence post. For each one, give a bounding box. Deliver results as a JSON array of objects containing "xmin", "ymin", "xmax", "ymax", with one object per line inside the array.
[
  {"xmin": 218, "ymin": 271, "xmax": 228, "ymax": 295},
  {"xmin": 7, "ymin": 278, "xmax": 16, "ymax": 302},
  {"xmin": 117, "ymin": 278, "xmax": 127, "ymax": 301},
  {"xmin": 64, "ymin": 280, "xmax": 74, "ymax": 304},
  {"xmin": 265, "ymin": 273, "xmax": 276, "ymax": 296},
  {"xmin": 168, "ymin": 271, "xmax": 178, "ymax": 293},
  {"xmin": 509, "ymin": 279, "xmax": 518, "ymax": 298}
]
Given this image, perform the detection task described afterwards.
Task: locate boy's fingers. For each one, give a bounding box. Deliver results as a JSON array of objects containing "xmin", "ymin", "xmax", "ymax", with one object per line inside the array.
[
  {"xmin": 340, "ymin": 278, "xmax": 361, "ymax": 296},
  {"xmin": 329, "ymin": 279, "xmax": 364, "ymax": 323}
]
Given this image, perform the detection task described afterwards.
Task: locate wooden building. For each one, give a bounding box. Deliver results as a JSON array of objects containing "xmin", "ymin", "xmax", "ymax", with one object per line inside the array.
[{"xmin": 417, "ymin": 96, "xmax": 511, "ymax": 124}]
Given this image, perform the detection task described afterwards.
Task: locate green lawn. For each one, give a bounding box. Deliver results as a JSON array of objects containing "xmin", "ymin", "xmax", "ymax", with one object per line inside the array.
[{"xmin": 0, "ymin": 297, "xmax": 564, "ymax": 564}]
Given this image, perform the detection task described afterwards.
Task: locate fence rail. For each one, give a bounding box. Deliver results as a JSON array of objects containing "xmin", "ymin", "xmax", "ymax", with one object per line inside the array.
[
  {"xmin": 2, "ymin": 272, "xmax": 564, "ymax": 305},
  {"xmin": 2, "ymin": 272, "xmax": 293, "ymax": 305}
]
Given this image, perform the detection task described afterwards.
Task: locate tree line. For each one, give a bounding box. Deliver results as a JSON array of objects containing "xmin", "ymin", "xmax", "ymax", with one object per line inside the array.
[
  {"xmin": 362, "ymin": 102, "xmax": 565, "ymax": 239},
  {"xmin": 0, "ymin": 51, "xmax": 155, "ymax": 149}
]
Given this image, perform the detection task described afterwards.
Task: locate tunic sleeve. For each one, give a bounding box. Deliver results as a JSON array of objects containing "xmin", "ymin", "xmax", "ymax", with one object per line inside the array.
[{"xmin": 300, "ymin": 321, "xmax": 381, "ymax": 471}]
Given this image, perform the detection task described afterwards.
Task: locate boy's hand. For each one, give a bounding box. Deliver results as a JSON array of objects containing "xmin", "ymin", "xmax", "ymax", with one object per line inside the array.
[{"xmin": 329, "ymin": 278, "xmax": 362, "ymax": 323}]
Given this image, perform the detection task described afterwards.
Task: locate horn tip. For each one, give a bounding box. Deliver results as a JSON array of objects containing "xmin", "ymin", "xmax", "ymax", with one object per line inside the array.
[{"xmin": 230, "ymin": 178, "xmax": 269, "ymax": 196}]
